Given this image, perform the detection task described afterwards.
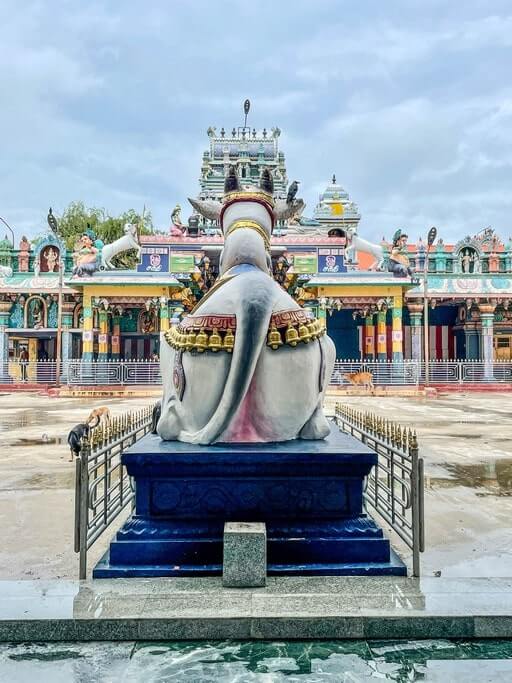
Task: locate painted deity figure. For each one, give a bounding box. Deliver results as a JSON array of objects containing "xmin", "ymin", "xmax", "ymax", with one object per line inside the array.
[
  {"xmin": 461, "ymin": 249, "xmax": 472, "ymax": 273},
  {"xmin": 388, "ymin": 229, "xmax": 413, "ymax": 278},
  {"xmin": 140, "ymin": 309, "xmax": 156, "ymax": 334},
  {"xmin": 273, "ymin": 255, "xmax": 290, "ymax": 288},
  {"xmin": 170, "ymin": 205, "xmax": 185, "ymax": 237},
  {"xmin": 44, "ymin": 247, "xmax": 59, "ymax": 272},
  {"xmin": 72, "ymin": 233, "xmax": 99, "ymax": 277},
  {"xmin": 28, "ymin": 298, "xmax": 43, "ymax": 329},
  {"xmin": 157, "ymin": 167, "xmax": 336, "ymax": 445}
]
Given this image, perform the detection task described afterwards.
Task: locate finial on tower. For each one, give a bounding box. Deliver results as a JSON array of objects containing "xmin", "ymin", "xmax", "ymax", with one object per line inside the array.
[
  {"xmin": 332, "ymin": 174, "xmax": 336, "ymax": 184},
  {"xmin": 243, "ymin": 99, "xmax": 250, "ymax": 128}
]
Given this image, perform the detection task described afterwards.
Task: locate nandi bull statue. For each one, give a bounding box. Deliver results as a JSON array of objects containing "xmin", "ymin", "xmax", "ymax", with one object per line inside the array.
[
  {"xmin": 345, "ymin": 225, "xmax": 385, "ymax": 271},
  {"xmin": 157, "ymin": 167, "xmax": 336, "ymax": 445},
  {"xmin": 101, "ymin": 222, "xmax": 140, "ymax": 269}
]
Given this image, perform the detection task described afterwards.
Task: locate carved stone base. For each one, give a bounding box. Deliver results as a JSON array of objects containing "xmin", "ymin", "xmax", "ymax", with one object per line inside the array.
[{"xmin": 94, "ymin": 429, "xmax": 406, "ymax": 578}]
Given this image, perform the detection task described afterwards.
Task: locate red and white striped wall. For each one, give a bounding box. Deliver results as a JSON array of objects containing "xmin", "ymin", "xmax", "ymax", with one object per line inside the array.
[
  {"xmin": 403, "ymin": 325, "xmax": 454, "ymax": 359},
  {"xmin": 356, "ymin": 324, "xmax": 455, "ymax": 359}
]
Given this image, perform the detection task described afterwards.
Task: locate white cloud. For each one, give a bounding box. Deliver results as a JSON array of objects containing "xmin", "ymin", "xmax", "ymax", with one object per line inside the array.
[{"xmin": 0, "ymin": 0, "xmax": 512, "ymax": 246}]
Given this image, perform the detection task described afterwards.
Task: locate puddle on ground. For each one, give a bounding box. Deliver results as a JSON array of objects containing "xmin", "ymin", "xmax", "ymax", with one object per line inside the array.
[
  {"xmin": 428, "ymin": 460, "xmax": 512, "ymax": 496},
  {"xmin": 6, "ymin": 437, "xmax": 66, "ymax": 447},
  {"xmin": 2, "ymin": 472, "xmax": 75, "ymax": 490}
]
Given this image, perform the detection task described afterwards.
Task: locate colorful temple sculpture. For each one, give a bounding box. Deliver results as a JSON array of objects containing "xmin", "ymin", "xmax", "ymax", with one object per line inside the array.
[{"xmin": 1, "ymin": 121, "xmax": 512, "ymax": 377}]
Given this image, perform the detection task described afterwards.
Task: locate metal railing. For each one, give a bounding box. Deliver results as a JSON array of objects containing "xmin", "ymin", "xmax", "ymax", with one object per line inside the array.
[
  {"xmin": 67, "ymin": 360, "xmax": 162, "ymax": 386},
  {"xmin": 331, "ymin": 360, "xmax": 420, "ymax": 386},
  {"xmin": 335, "ymin": 404, "xmax": 425, "ymax": 576},
  {"xmin": 1, "ymin": 358, "xmax": 512, "ymax": 387},
  {"xmin": 332, "ymin": 359, "xmax": 512, "ymax": 385},
  {"xmin": 74, "ymin": 405, "xmax": 155, "ymax": 579}
]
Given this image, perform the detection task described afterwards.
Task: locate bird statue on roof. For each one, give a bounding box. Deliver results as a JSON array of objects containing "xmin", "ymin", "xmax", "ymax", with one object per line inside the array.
[
  {"xmin": 47, "ymin": 207, "xmax": 58, "ymax": 234},
  {"xmin": 286, "ymin": 181, "xmax": 300, "ymax": 204}
]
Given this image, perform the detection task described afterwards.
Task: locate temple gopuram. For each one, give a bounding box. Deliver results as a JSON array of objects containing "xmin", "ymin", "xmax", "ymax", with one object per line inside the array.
[{"xmin": 1, "ymin": 120, "xmax": 512, "ymax": 379}]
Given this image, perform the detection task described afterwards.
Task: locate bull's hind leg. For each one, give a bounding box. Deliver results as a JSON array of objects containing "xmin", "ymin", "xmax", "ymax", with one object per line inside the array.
[
  {"xmin": 299, "ymin": 399, "xmax": 331, "ymax": 440},
  {"xmin": 300, "ymin": 333, "xmax": 336, "ymax": 440}
]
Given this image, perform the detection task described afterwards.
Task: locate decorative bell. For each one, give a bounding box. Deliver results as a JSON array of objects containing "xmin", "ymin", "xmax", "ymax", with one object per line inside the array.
[
  {"xmin": 223, "ymin": 328, "xmax": 234, "ymax": 352},
  {"xmin": 285, "ymin": 324, "xmax": 299, "ymax": 346},
  {"xmin": 186, "ymin": 331, "xmax": 196, "ymax": 351},
  {"xmin": 267, "ymin": 325, "xmax": 283, "ymax": 350},
  {"xmin": 298, "ymin": 323, "xmax": 311, "ymax": 343},
  {"xmin": 208, "ymin": 328, "xmax": 222, "ymax": 352},
  {"xmin": 195, "ymin": 329, "xmax": 208, "ymax": 352},
  {"xmin": 307, "ymin": 321, "xmax": 317, "ymax": 339}
]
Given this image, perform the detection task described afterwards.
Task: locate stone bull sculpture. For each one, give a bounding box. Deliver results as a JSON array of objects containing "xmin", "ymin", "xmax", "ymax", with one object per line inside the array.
[{"xmin": 157, "ymin": 168, "xmax": 335, "ymax": 445}]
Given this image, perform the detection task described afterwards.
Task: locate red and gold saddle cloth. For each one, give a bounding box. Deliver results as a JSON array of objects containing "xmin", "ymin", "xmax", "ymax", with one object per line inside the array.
[{"xmin": 164, "ymin": 309, "xmax": 325, "ymax": 353}]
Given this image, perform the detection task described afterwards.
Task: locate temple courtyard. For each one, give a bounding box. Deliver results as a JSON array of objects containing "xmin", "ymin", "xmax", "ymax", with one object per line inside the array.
[{"xmin": 0, "ymin": 391, "xmax": 510, "ymax": 581}]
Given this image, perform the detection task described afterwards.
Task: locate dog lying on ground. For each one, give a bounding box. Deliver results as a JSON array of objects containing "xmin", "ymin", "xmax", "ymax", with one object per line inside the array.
[
  {"xmin": 151, "ymin": 401, "xmax": 162, "ymax": 434},
  {"xmin": 343, "ymin": 371, "xmax": 374, "ymax": 391},
  {"xmin": 67, "ymin": 417, "xmax": 100, "ymax": 462},
  {"xmin": 86, "ymin": 406, "xmax": 111, "ymax": 426}
]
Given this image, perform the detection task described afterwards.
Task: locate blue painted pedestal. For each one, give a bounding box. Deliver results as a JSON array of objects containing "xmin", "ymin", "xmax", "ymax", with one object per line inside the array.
[{"xmin": 94, "ymin": 428, "xmax": 406, "ymax": 577}]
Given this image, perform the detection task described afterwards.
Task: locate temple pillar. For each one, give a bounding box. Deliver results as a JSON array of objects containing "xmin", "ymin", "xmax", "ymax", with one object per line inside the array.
[
  {"xmin": 59, "ymin": 301, "xmax": 75, "ymax": 381},
  {"xmin": 376, "ymin": 310, "xmax": 387, "ymax": 361},
  {"xmin": 159, "ymin": 297, "xmax": 169, "ymax": 332},
  {"xmin": 0, "ymin": 300, "xmax": 10, "ymax": 381},
  {"xmin": 82, "ymin": 294, "xmax": 94, "ymax": 361},
  {"xmin": 392, "ymin": 295, "xmax": 403, "ymax": 361},
  {"xmin": 464, "ymin": 326, "xmax": 479, "ymax": 360},
  {"xmin": 479, "ymin": 304, "xmax": 495, "ymax": 380},
  {"xmin": 97, "ymin": 309, "xmax": 110, "ymax": 361},
  {"xmin": 111, "ymin": 312, "xmax": 121, "ymax": 360},
  {"xmin": 407, "ymin": 303, "xmax": 423, "ymax": 361},
  {"xmin": 364, "ymin": 315, "xmax": 375, "ymax": 360}
]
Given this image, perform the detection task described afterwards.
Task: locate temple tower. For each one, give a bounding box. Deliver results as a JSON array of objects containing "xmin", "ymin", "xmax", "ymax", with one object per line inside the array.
[
  {"xmin": 312, "ymin": 175, "xmax": 361, "ymax": 234},
  {"xmin": 199, "ymin": 125, "xmax": 288, "ymax": 202}
]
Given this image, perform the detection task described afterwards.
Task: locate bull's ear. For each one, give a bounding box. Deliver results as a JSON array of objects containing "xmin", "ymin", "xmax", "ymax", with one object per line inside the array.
[
  {"xmin": 188, "ymin": 198, "xmax": 222, "ymax": 221},
  {"xmin": 260, "ymin": 168, "xmax": 274, "ymax": 194},
  {"xmin": 224, "ymin": 166, "xmax": 240, "ymax": 193},
  {"xmin": 274, "ymin": 198, "xmax": 305, "ymax": 221}
]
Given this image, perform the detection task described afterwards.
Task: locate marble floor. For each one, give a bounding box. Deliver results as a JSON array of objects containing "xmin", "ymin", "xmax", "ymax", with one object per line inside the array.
[{"xmin": 1, "ymin": 638, "xmax": 511, "ymax": 682}]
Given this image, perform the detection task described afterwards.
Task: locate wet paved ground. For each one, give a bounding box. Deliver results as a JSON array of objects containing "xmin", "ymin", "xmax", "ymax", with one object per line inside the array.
[
  {"xmin": 0, "ymin": 394, "xmax": 152, "ymax": 580},
  {"xmin": 0, "ymin": 391, "xmax": 511, "ymax": 580},
  {"xmin": 325, "ymin": 392, "xmax": 512, "ymax": 578},
  {"xmin": 1, "ymin": 639, "xmax": 511, "ymax": 681}
]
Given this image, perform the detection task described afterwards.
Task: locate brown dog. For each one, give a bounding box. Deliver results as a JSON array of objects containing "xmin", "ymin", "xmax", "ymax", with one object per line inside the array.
[
  {"xmin": 87, "ymin": 406, "xmax": 111, "ymax": 426},
  {"xmin": 343, "ymin": 371, "xmax": 374, "ymax": 391}
]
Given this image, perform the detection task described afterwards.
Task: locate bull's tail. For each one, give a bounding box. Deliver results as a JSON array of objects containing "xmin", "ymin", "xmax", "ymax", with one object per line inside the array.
[{"xmin": 180, "ymin": 272, "xmax": 275, "ymax": 444}]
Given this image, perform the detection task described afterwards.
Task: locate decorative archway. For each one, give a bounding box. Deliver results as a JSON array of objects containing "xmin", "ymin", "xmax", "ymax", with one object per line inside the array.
[
  {"xmin": 24, "ymin": 295, "xmax": 47, "ymax": 329},
  {"xmin": 138, "ymin": 308, "xmax": 158, "ymax": 334},
  {"xmin": 453, "ymin": 237, "xmax": 483, "ymax": 274},
  {"xmin": 32, "ymin": 234, "xmax": 66, "ymax": 274},
  {"xmin": 73, "ymin": 303, "xmax": 83, "ymax": 329}
]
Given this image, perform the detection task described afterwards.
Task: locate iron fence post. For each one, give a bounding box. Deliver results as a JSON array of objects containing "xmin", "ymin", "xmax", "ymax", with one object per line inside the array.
[
  {"xmin": 79, "ymin": 441, "xmax": 90, "ymax": 580},
  {"xmin": 74, "ymin": 457, "xmax": 81, "ymax": 553},
  {"xmin": 419, "ymin": 456, "xmax": 425, "ymax": 553},
  {"xmin": 410, "ymin": 439, "xmax": 421, "ymax": 577}
]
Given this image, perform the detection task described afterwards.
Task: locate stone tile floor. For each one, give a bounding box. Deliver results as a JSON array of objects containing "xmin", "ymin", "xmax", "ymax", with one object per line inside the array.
[
  {"xmin": 0, "ymin": 577, "xmax": 512, "ymax": 641},
  {"xmin": 1, "ymin": 638, "xmax": 512, "ymax": 681}
]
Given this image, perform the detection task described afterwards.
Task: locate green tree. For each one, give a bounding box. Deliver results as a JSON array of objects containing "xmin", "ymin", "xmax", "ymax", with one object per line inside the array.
[{"xmin": 52, "ymin": 201, "xmax": 155, "ymax": 269}]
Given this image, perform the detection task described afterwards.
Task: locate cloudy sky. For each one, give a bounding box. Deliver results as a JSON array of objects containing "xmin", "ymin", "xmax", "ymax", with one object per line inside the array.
[{"xmin": 1, "ymin": 0, "xmax": 511, "ymax": 243}]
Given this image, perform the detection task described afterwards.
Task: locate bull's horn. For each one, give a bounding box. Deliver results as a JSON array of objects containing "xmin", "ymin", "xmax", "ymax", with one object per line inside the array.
[
  {"xmin": 260, "ymin": 168, "xmax": 274, "ymax": 194},
  {"xmin": 188, "ymin": 197, "xmax": 222, "ymax": 221},
  {"xmin": 274, "ymin": 198, "xmax": 305, "ymax": 221},
  {"xmin": 224, "ymin": 165, "xmax": 240, "ymax": 193}
]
